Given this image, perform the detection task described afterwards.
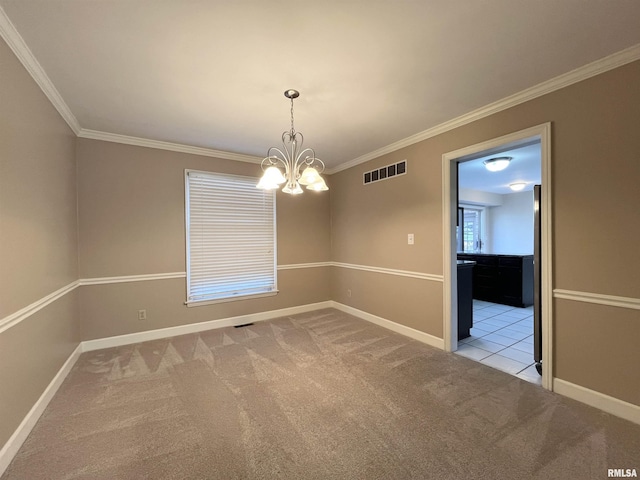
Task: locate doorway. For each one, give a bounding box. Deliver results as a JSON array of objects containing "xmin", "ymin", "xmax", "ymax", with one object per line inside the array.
[{"xmin": 442, "ymin": 123, "xmax": 553, "ymax": 390}]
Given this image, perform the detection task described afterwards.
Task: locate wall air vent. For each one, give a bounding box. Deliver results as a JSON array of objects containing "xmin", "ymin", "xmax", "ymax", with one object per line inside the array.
[{"xmin": 363, "ymin": 160, "xmax": 406, "ymax": 185}]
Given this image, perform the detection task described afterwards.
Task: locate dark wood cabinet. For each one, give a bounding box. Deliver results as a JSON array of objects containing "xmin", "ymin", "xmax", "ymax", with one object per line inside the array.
[
  {"xmin": 457, "ymin": 261, "xmax": 474, "ymax": 340},
  {"xmin": 471, "ymin": 255, "xmax": 499, "ymax": 303},
  {"xmin": 498, "ymin": 255, "xmax": 534, "ymax": 307},
  {"xmin": 457, "ymin": 254, "xmax": 534, "ymax": 307}
]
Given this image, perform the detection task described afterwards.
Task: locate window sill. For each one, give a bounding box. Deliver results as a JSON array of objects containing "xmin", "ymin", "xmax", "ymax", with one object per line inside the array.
[{"xmin": 185, "ymin": 290, "xmax": 279, "ymax": 308}]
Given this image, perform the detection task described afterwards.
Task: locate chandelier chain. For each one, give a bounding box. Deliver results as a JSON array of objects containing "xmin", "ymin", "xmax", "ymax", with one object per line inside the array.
[{"xmin": 290, "ymin": 97, "xmax": 295, "ymax": 134}]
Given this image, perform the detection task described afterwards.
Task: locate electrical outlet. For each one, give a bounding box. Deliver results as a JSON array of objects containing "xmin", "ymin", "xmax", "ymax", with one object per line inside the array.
[
  {"xmin": 138, "ymin": 309, "xmax": 147, "ymax": 321},
  {"xmin": 347, "ymin": 289, "xmax": 352, "ymax": 298},
  {"xmin": 408, "ymin": 233, "xmax": 414, "ymax": 245}
]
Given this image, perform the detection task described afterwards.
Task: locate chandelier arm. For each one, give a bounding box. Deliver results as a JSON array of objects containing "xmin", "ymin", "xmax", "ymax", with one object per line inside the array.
[
  {"xmin": 296, "ymin": 148, "xmax": 325, "ymax": 173},
  {"xmin": 313, "ymin": 157, "xmax": 326, "ymax": 173},
  {"xmin": 265, "ymin": 148, "xmax": 290, "ymax": 168},
  {"xmin": 266, "ymin": 147, "xmax": 297, "ymax": 188},
  {"xmin": 293, "ymin": 131, "xmax": 304, "ymax": 151},
  {"xmin": 267, "ymin": 146, "xmax": 288, "ymax": 158},
  {"xmin": 294, "ymin": 148, "xmax": 315, "ymax": 171},
  {"xmin": 280, "ymin": 130, "xmax": 306, "ymax": 181},
  {"xmin": 261, "ymin": 155, "xmax": 285, "ymax": 169},
  {"xmin": 283, "ymin": 131, "xmax": 303, "ymax": 159},
  {"xmin": 268, "ymin": 155, "xmax": 287, "ymax": 172},
  {"xmin": 282, "ymin": 128, "xmax": 302, "ymax": 142}
]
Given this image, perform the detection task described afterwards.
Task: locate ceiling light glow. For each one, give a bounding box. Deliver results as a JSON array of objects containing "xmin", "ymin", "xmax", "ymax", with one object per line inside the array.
[{"xmin": 484, "ymin": 156, "xmax": 512, "ymax": 172}]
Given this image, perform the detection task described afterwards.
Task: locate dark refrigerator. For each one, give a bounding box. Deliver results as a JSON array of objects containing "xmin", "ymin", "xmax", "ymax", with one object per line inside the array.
[{"xmin": 533, "ymin": 184, "xmax": 543, "ymax": 375}]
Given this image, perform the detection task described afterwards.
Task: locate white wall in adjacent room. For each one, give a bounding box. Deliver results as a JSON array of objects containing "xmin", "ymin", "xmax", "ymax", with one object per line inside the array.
[{"xmin": 488, "ymin": 191, "xmax": 534, "ymax": 254}]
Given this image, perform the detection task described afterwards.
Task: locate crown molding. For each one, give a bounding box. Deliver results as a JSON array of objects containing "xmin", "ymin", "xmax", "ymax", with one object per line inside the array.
[
  {"xmin": 327, "ymin": 43, "xmax": 640, "ymax": 174},
  {"xmin": 78, "ymin": 129, "xmax": 263, "ymax": 164},
  {"xmin": 0, "ymin": 6, "xmax": 81, "ymax": 135}
]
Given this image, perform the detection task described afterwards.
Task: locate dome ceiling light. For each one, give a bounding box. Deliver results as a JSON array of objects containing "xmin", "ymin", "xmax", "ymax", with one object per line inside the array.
[{"xmin": 483, "ymin": 156, "xmax": 512, "ymax": 172}]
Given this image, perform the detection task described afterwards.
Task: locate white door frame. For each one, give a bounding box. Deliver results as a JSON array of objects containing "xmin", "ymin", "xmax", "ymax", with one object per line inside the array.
[{"xmin": 442, "ymin": 123, "xmax": 553, "ymax": 390}]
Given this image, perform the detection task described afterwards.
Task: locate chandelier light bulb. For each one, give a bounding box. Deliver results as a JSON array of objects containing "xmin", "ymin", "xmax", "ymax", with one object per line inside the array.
[
  {"xmin": 256, "ymin": 166, "xmax": 285, "ymax": 190},
  {"xmin": 264, "ymin": 166, "xmax": 286, "ymax": 184},
  {"xmin": 282, "ymin": 181, "xmax": 304, "ymax": 195},
  {"xmin": 256, "ymin": 178, "xmax": 278, "ymax": 190},
  {"xmin": 298, "ymin": 166, "xmax": 320, "ymax": 185},
  {"xmin": 307, "ymin": 177, "xmax": 329, "ymax": 191}
]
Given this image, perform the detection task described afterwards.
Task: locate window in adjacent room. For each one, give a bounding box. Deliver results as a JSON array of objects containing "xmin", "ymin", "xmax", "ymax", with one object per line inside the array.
[
  {"xmin": 185, "ymin": 170, "xmax": 277, "ymax": 305},
  {"xmin": 461, "ymin": 206, "xmax": 484, "ymax": 252}
]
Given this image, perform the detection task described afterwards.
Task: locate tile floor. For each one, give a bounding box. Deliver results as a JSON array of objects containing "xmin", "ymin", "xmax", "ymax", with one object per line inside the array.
[{"xmin": 455, "ymin": 300, "xmax": 542, "ymax": 385}]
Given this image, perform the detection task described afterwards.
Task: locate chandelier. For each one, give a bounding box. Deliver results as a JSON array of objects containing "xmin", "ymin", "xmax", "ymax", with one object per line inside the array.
[{"xmin": 257, "ymin": 89, "xmax": 328, "ymax": 194}]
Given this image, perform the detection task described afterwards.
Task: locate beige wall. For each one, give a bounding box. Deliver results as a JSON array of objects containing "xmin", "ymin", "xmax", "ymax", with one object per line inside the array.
[
  {"xmin": 76, "ymin": 139, "xmax": 331, "ymax": 340},
  {"xmin": 329, "ymin": 142, "xmax": 446, "ymax": 341},
  {"xmin": 330, "ymin": 60, "xmax": 640, "ymax": 404},
  {"xmin": 331, "ymin": 268, "xmax": 443, "ymax": 337},
  {"xmin": 0, "ymin": 38, "xmax": 80, "ymax": 448},
  {"xmin": 331, "ymin": 152, "xmax": 443, "ymax": 273},
  {"xmin": 0, "ymin": 43, "xmax": 78, "ymax": 316}
]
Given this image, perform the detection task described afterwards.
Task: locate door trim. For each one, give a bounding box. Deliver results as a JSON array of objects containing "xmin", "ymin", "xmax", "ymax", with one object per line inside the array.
[{"xmin": 441, "ymin": 123, "xmax": 553, "ymax": 390}]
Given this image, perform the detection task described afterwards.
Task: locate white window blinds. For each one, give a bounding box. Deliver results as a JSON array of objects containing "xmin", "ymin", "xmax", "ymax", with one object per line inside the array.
[{"xmin": 185, "ymin": 170, "xmax": 277, "ymax": 304}]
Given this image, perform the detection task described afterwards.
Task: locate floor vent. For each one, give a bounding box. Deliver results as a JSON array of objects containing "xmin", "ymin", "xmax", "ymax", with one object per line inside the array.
[
  {"xmin": 363, "ymin": 160, "xmax": 406, "ymax": 185},
  {"xmin": 234, "ymin": 322, "xmax": 254, "ymax": 328}
]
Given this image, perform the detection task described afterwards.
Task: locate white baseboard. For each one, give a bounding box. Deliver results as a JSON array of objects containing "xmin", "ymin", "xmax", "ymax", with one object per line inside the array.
[
  {"xmin": 0, "ymin": 343, "xmax": 83, "ymax": 477},
  {"xmin": 331, "ymin": 301, "xmax": 445, "ymax": 350},
  {"xmin": 81, "ymin": 300, "xmax": 445, "ymax": 354},
  {"xmin": 553, "ymin": 378, "xmax": 640, "ymax": 425},
  {"xmin": 81, "ymin": 301, "xmax": 334, "ymax": 352}
]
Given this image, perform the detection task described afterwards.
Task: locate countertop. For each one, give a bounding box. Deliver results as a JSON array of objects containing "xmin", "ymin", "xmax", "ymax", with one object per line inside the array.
[{"xmin": 456, "ymin": 260, "xmax": 476, "ymax": 266}]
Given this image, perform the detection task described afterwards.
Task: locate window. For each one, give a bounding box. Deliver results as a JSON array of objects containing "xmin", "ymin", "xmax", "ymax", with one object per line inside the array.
[
  {"xmin": 460, "ymin": 206, "xmax": 484, "ymax": 252},
  {"xmin": 185, "ymin": 170, "xmax": 277, "ymax": 305},
  {"xmin": 463, "ymin": 209, "xmax": 481, "ymax": 252}
]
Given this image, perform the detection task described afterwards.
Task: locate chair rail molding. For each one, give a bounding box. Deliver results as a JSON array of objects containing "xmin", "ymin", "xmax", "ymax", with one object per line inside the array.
[
  {"xmin": 0, "ymin": 281, "xmax": 79, "ymax": 334},
  {"xmin": 332, "ymin": 262, "xmax": 443, "ymax": 282},
  {"xmin": 553, "ymin": 289, "xmax": 640, "ymax": 310}
]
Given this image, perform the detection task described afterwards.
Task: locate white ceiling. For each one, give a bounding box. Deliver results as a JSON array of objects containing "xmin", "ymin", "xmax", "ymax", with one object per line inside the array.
[
  {"xmin": 458, "ymin": 143, "xmax": 541, "ymax": 195},
  {"xmin": 1, "ymin": 1, "xmax": 640, "ymax": 170}
]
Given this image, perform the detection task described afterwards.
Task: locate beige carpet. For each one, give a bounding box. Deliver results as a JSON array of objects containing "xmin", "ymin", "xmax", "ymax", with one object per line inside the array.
[{"xmin": 3, "ymin": 308, "xmax": 639, "ymax": 479}]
